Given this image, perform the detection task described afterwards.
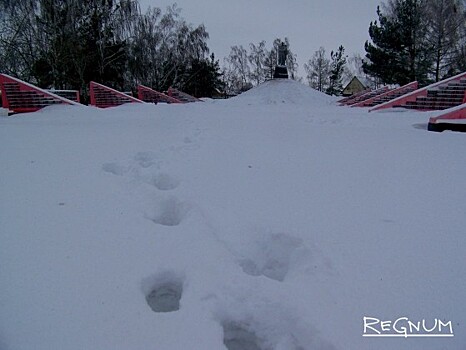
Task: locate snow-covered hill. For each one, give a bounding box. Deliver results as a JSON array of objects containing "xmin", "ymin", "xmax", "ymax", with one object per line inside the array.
[
  {"xmin": 230, "ymin": 79, "xmax": 336, "ymax": 106},
  {"xmin": 1, "ymin": 80, "xmax": 465, "ymax": 350}
]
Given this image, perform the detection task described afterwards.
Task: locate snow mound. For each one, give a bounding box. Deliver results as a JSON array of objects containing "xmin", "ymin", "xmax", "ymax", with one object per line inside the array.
[{"xmin": 230, "ymin": 79, "xmax": 335, "ymax": 106}]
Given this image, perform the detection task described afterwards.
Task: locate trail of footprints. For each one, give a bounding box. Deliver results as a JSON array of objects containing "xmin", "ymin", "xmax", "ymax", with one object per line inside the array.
[{"xmin": 103, "ymin": 151, "xmax": 330, "ymax": 349}]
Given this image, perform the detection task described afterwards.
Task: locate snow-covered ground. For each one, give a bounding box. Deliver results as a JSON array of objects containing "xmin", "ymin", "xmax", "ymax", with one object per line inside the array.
[{"xmin": 1, "ymin": 80, "xmax": 465, "ymax": 350}]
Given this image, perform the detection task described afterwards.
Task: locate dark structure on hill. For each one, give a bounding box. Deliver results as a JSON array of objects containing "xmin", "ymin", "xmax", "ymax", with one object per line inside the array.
[{"xmin": 273, "ymin": 42, "xmax": 289, "ymax": 79}]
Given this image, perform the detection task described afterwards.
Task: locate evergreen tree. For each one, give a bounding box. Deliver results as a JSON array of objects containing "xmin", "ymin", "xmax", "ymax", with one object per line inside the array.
[
  {"xmin": 182, "ymin": 54, "xmax": 224, "ymax": 97},
  {"xmin": 326, "ymin": 45, "xmax": 347, "ymax": 96},
  {"xmin": 363, "ymin": 0, "xmax": 433, "ymax": 86}
]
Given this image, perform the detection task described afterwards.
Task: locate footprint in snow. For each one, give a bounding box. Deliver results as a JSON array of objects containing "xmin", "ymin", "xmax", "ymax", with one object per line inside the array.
[
  {"xmin": 239, "ymin": 233, "xmax": 308, "ymax": 282},
  {"xmin": 142, "ymin": 271, "xmax": 184, "ymax": 313},
  {"xmin": 223, "ymin": 322, "xmax": 263, "ymax": 350},
  {"xmin": 134, "ymin": 151, "xmax": 158, "ymax": 168},
  {"xmin": 102, "ymin": 162, "xmax": 129, "ymax": 176},
  {"xmin": 146, "ymin": 197, "xmax": 189, "ymax": 227},
  {"xmin": 144, "ymin": 172, "xmax": 180, "ymax": 191}
]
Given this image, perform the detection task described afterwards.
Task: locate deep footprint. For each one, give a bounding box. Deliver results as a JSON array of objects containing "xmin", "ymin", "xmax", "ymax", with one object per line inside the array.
[
  {"xmin": 223, "ymin": 322, "xmax": 263, "ymax": 350},
  {"xmin": 144, "ymin": 274, "xmax": 183, "ymax": 313}
]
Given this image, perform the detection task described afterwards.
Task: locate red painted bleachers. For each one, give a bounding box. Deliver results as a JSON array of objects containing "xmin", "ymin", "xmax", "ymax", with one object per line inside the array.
[
  {"xmin": 341, "ymin": 86, "xmax": 390, "ymax": 106},
  {"xmin": 0, "ymin": 74, "xmax": 77, "ymax": 114},
  {"xmin": 137, "ymin": 85, "xmax": 181, "ymax": 104},
  {"xmin": 370, "ymin": 71, "xmax": 466, "ymax": 112},
  {"xmin": 167, "ymin": 87, "xmax": 202, "ymax": 103},
  {"xmin": 338, "ymin": 89, "xmax": 371, "ymax": 105},
  {"xmin": 48, "ymin": 89, "xmax": 80, "ymax": 103},
  {"xmin": 90, "ymin": 81, "xmax": 144, "ymax": 108},
  {"xmin": 351, "ymin": 81, "xmax": 418, "ymax": 108},
  {"xmin": 428, "ymin": 103, "xmax": 466, "ymax": 132}
]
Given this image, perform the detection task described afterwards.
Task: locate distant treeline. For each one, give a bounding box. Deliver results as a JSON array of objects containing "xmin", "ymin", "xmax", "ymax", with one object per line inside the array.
[{"xmin": 1, "ymin": 0, "xmax": 465, "ymax": 99}]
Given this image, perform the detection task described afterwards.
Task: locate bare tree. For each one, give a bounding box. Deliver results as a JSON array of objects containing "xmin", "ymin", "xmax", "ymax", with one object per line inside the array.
[
  {"xmin": 304, "ymin": 47, "xmax": 330, "ymax": 92},
  {"xmin": 248, "ymin": 40, "xmax": 267, "ymax": 85},
  {"xmin": 426, "ymin": 0, "xmax": 466, "ymax": 80},
  {"xmin": 224, "ymin": 45, "xmax": 251, "ymax": 92}
]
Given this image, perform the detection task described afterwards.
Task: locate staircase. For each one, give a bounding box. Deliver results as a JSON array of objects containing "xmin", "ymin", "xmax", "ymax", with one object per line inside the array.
[
  {"xmin": 167, "ymin": 87, "xmax": 201, "ymax": 103},
  {"xmin": 48, "ymin": 89, "xmax": 80, "ymax": 103},
  {"xmin": 137, "ymin": 85, "xmax": 182, "ymax": 104},
  {"xmin": 338, "ymin": 89, "xmax": 370, "ymax": 104},
  {"xmin": 351, "ymin": 82, "xmax": 418, "ymax": 108},
  {"xmin": 370, "ymin": 71, "xmax": 466, "ymax": 112},
  {"xmin": 90, "ymin": 81, "xmax": 143, "ymax": 108},
  {"xmin": 0, "ymin": 73, "xmax": 76, "ymax": 114},
  {"xmin": 428, "ymin": 104, "xmax": 466, "ymax": 132},
  {"xmin": 403, "ymin": 80, "xmax": 466, "ymax": 110},
  {"xmin": 340, "ymin": 87, "xmax": 389, "ymax": 106}
]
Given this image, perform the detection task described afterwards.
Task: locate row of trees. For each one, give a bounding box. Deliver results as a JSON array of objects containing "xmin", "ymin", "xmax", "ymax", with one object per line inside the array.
[
  {"xmin": 1, "ymin": 0, "xmax": 465, "ymax": 98},
  {"xmin": 0, "ymin": 0, "xmax": 223, "ymax": 99}
]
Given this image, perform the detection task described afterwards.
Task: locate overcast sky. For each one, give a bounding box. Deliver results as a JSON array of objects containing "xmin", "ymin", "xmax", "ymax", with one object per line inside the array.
[{"xmin": 139, "ymin": 0, "xmax": 382, "ymax": 77}]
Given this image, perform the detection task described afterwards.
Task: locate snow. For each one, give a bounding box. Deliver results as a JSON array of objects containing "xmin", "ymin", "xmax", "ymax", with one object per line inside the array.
[{"xmin": 1, "ymin": 80, "xmax": 466, "ymax": 350}]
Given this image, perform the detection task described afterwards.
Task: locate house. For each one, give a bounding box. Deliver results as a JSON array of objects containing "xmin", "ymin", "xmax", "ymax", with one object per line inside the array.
[{"xmin": 342, "ymin": 76, "xmax": 367, "ymax": 97}]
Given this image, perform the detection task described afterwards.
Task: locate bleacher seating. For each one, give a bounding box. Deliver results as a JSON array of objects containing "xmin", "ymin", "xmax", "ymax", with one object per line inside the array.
[
  {"xmin": 370, "ymin": 71, "xmax": 466, "ymax": 112},
  {"xmin": 167, "ymin": 87, "xmax": 201, "ymax": 103},
  {"xmin": 341, "ymin": 86, "xmax": 390, "ymax": 106},
  {"xmin": 137, "ymin": 85, "xmax": 182, "ymax": 104},
  {"xmin": 338, "ymin": 89, "xmax": 370, "ymax": 104},
  {"xmin": 351, "ymin": 81, "xmax": 418, "ymax": 108},
  {"xmin": 0, "ymin": 73, "xmax": 77, "ymax": 114},
  {"xmin": 48, "ymin": 90, "xmax": 80, "ymax": 103},
  {"xmin": 428, "ymin": 103, "xmax": 466, "ymax": 132},
  {"xmin": 90, "ymin": 81, "xmax": 144, "ymax": 108}
]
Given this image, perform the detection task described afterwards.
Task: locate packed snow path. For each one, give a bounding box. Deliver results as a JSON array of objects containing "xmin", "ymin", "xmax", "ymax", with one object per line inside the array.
[{"xmin": 1, "ymin": 80, "xmax": 465, "ymax": 350}]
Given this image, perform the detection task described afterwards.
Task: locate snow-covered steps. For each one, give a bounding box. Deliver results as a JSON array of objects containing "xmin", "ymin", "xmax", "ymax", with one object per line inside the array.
[
  {"xmin": 351, "ymin": 81, "xmax": 418, "ymax": 108},
  {"xmin": 137, "ymin": 85, "xmax": 182, "ymax": 104},
  {"xmin": 167, "ymin": 87, "xmax": 202, "ymax": 103},
  {"xmin": 0, "ymin": 73, "xmax": 78, "ymax": 114},
  {"xmin": 370, "ymin": 71, "xmax": 466, "ymax": 112},
  {"xmin": 340, "ymin": 86, "xmax": 389, "ymax": 106},
  {"xmin": 90, "ymin": 81, "xmax": 144, "ymax": 108},
  {"xmin": 428, "ymin": 103, "xmax": 466, "ymax": 132}
]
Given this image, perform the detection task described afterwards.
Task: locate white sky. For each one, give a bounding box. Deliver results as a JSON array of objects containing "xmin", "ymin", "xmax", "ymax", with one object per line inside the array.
[{"xmin": 139, "ymin": 0, "xmax": 382, "ymax": 77}]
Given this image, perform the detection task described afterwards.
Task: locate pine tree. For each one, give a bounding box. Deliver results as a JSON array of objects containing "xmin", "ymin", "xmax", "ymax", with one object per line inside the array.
[
  {"xmin": 363, "ymin": 0, "xmax": 433, "ymax": 86},
  {"xmin": 182, "ymin": 54, "xmax": 224, "ymax": 97},
  {"xmin": 326, "ymin": 45, "xmax": 347, "ymax": 96}
]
